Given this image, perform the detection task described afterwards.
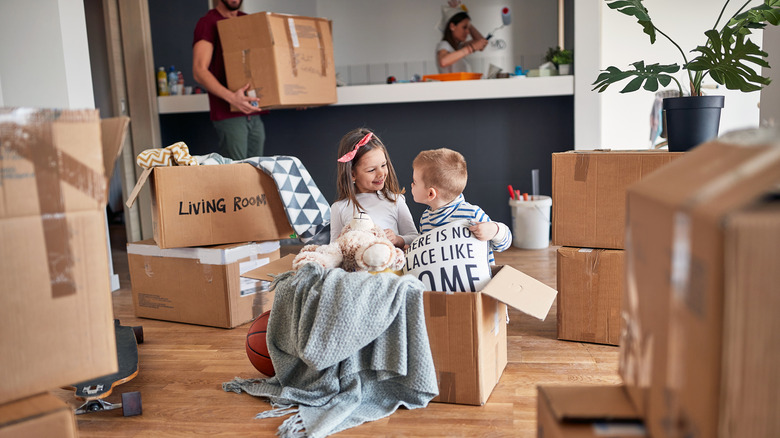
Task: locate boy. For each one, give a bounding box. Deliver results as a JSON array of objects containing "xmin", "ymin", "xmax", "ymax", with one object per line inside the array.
[{"xmin": 411, "ymin": 148, "xmax": 511, "ymax": 264}]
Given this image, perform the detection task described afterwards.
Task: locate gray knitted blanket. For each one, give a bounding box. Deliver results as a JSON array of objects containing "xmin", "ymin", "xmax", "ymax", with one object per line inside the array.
[{"xmin": 223, "ymin": 263, "xmax": 438, "ymax": 438}]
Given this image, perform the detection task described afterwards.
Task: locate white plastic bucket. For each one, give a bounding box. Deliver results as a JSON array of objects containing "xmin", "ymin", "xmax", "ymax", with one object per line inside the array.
[{"xmin": 509, "ymin": 196, "xmax": 552, "ymax": 249}]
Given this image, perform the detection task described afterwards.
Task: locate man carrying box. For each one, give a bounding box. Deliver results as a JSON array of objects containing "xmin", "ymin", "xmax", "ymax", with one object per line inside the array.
[{"xmin": 193, "ymin": 0, "xmax": 267, "ymax": 160}]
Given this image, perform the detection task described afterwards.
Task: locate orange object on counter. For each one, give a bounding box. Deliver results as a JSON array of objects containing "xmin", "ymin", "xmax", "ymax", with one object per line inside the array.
[{"xmin": 422, "ymin": 73, "xmax": 483, "ymax": 81}]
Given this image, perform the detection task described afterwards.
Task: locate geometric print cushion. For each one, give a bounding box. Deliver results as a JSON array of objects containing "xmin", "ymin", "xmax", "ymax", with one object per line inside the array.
[{"xmin": 242, "ymin": 156, "xmax": 331, "ymax": 243}]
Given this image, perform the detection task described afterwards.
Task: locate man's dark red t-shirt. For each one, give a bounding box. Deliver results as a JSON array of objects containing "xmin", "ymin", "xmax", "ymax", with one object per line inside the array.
[{"xmin": 194, "ymin": 9, "xmax": 265, "ymax": 121}]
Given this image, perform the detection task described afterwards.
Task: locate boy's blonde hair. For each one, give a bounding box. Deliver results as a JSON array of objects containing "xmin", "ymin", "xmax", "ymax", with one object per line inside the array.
[{"xmin": 413, "ymin": 148, "xmax": 467, "ymax": 202}]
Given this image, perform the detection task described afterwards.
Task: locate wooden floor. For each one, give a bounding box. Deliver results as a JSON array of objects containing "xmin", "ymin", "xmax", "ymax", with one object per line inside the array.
[{"xmin": 51, "ymin": 226, "xmax": 621, "ymax": 437}]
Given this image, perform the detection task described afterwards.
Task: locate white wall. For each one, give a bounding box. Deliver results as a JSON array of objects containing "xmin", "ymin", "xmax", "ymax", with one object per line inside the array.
[
  {"xmin": 595, "ymin": 0, "xmax": 762, "ymax": 149},
  {"xmin": 0, "ymin": 0, "xmax": 94, "ymax": 109},
  {"xmin": 245, "ymin": 0, "xmax": 559, "ymax": 84},
  {"xmin": 760, "ymin": 25, "xmax": 780, "ymax": 127}
]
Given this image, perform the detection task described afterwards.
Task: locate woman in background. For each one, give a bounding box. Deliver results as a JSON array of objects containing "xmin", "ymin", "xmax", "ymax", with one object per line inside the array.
[{"xmin": 436, "ymin": 0, "xmax": 488, "ymax": 73}]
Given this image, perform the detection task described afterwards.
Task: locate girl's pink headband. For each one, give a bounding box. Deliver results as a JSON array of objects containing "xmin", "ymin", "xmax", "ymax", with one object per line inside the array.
[{"xmin": 337, "ymin": 132, "xmax": 373, "ymax": 163}]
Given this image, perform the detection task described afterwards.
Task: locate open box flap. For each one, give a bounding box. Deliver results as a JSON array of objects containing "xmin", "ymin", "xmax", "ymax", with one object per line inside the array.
[
  {"xmin": 125, "ymin": 167, "xmax": 152, "ymax": 208},
  {"xmin": 243, "ymin": 254, "xmax": 296, "ymax": 281},
  {"xmin": 540, "ymin": 385, "xmax": 641, "ymax": 422},
  {"xmin": 481, "ymin": 265, "xmax": 557, "ymax": 320},
  {"xmin": 101, "ymin": 116, "xmax": 130, "ymax": 182}
]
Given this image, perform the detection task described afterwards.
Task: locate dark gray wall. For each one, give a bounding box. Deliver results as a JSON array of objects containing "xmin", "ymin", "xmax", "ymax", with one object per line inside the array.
[
  {"xmin": 160, "ymin": 96, "xmax": 573, "ymax": 227},
  {"xmin": 149, "ymin": 0, "xmax": 208, "ymax": 93}
]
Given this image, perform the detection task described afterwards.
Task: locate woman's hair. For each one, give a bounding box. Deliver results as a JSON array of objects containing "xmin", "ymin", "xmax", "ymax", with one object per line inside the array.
[
  {"xmin": 413, "ymin": 148, "xmax": 467, "ymax": 202},
  {"xmin": 442, "ymin": 12, "xmax": 470, "ymax": 49},
  {"xmin": 335, "ymin": 128, "xmax": 404, "ymax": 212}
]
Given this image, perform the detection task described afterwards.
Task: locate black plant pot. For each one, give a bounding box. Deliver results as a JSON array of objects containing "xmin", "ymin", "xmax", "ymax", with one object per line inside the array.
[{"xmin": 662, "ymin": 95, "xmax": 725, "ymax": 152}]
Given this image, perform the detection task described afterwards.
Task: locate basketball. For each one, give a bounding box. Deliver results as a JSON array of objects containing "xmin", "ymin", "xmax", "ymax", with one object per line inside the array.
[{"xmin": 245, "ymin": 310, "xmax": 275, "ymax": 377}]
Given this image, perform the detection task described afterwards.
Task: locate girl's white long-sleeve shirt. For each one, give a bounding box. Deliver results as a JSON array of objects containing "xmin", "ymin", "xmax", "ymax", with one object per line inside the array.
[{"xmin": 330, "ymin": 192, "xmax": 419, "ymax": 245}]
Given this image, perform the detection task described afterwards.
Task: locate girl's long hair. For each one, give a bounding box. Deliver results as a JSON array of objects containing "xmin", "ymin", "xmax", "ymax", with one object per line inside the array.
[{"xmin": 335, "ymin": 128, "xmax": 404, "ymax": 213}]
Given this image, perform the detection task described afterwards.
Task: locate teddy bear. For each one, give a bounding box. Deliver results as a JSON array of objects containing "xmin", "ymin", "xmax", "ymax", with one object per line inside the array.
[{"xmin": 292, "ymin": 214, "xmax": 405, "ymax": 274}]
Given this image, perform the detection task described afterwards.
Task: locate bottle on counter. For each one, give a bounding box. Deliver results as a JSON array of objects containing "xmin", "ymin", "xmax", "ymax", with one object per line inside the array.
[
  {"xmin": 177, "ymin": 71, "xmax": 184, "ymax": 96},
  {"xmin": 157, "ymin": 66, "xmax": 169, "ymax": 96},
  {"xmin": 167, "ymin": 66, "xmax": 178, "ymax": 95}
]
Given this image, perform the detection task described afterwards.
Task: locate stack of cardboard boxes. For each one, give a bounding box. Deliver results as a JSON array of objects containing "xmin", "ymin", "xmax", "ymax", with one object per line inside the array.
[
  {"xmin": 551, "ymin": 150, "xmax": 683, "ymax": 345},
  {"xmin": 123, "ymin": 10, "xmax": 338, "ymax": 329},
  {"xmin": 0, "ymin": 109, "xmax": 129, "ymax": 436},
  {"xmin": 539, "ymin": 135, "xmax": 780, "ymax": 436},
  {"xmin": 125, "ymin": 163, "xmax": 296, "ymax": 329}
]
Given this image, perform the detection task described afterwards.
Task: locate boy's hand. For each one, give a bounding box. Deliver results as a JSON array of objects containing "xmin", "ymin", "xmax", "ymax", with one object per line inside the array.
[{"xmin": 468, "ymin": 221, "xmax": 499, "ymax": 241}]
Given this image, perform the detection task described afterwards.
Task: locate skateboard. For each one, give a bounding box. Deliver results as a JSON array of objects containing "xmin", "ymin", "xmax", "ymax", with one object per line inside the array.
[{"xmin": 65, "ymin": 319, "xmax": 143, "ymax": 416}]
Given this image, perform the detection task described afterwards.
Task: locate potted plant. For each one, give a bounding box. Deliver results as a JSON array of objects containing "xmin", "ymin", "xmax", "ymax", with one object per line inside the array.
[
  {"xmin": 545, "ymin": 46, "xmax": 574, "ymax": 74},
  {"xmin": 592, "ymin": 0, "xmax": 780, "ymax": 151}
]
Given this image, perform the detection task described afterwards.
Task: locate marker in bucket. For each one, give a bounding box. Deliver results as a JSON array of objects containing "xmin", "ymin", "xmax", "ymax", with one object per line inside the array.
[
  {"xmin": 531, "ymin": 169, "xmax": 539, "ymax": 201},
  {"xmin": 516, "ymin": 190, "xmax": 522, "ymax": 200},
  {"xmin": 507, "ymin": 184, "xmax": 515, "ymax": 200}
]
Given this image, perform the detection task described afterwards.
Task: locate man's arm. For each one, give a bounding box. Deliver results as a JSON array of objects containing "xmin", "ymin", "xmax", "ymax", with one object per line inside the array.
[{"xmin": 192, "ymin": 39, "xmax": 261, "ymax": 114}]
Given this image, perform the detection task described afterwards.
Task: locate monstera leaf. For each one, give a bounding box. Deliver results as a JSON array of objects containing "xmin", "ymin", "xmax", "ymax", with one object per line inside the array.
[
  {"xmin": 605, "ymin": 0, "xmax": 656, "ymax": 44},
  {"xmin": 730, "ymin": 0, "xmax": 780, "ymax": 29},
  {"xmin": 687, "ymin": 28, "xmax": 770, "ymax": 92},
  {"xmin": 592, "ymin": 61, "xmax": 680, "ymax": 93}
]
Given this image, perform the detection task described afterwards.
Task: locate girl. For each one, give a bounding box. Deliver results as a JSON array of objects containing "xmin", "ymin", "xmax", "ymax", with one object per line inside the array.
[{"xmin": 330, "ymin": 128, "xmax": 419, "ymax": 248}]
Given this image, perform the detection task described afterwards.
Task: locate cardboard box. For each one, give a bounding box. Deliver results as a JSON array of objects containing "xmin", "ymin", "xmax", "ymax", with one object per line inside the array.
[
  {"xmin": 536, "ymin": 385, "xmax": 646, "ymax": 438},
  {"xmin": 0, "ymin": 393, "xmax": 78, "ymax": 438},
  {"xmin": 128, "ymin": 239, "xmax": 280, "ymax": 328},
  {"xmin": 622, "ymin": 135, "xmax": 780, "ymax": 437},
  {"xmin": 244, "ymin": 255, "xmax": 558, "ymax": 406},
  {"xmin": 552, "ymin": 151, "xmax": 683, "ymax": 249},
  {"xmin": 0, "ymin": 109, "xmax": 128, "ymax": 405},
  {"xmin": 218, "ymin": 12, "xmax": 336, "ymax": 109},
  {"xmin": 556, "ymin": 247, "xmax": 623, "ymax": 345},
  {"xmin": 127, "ymin": 163, "xmax": 294, "ymax": 248}
]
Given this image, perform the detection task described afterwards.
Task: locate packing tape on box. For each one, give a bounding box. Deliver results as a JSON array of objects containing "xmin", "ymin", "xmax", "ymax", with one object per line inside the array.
[
  {"xmin": 574, "ymin": 153, "xmax": 590, "ymax": 182},
  {"xmin": 136, "ymin": 141, "xmax": 198, "ymax": 169},
  {"xmin": 620, "ymin": 228, "xmax": 653, "ymax": 390},
  {"xmin": 1, "ymin": 109, "xmax": 106, "ymax": 298}
]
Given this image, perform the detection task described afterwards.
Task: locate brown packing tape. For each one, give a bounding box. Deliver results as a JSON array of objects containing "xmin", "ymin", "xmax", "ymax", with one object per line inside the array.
[
  {"xmin": 35, "ymin": 121, "xmax": 76, "ymax": 298},
  {"xmin": 2, "ymin": 114, "xmax": 96, "ymax": 298},
  {"xmin": 574, "ymin": 153, "xmax": 590, "ymax": 182},
  {"xmin": 437, "ymin": 371, "xmax": 457, "ymax": 403},
  {"xmin": 242, "ymin": 49, "xmax": 253, "ymax": 84},
  {"xmin": 316, "ymin": 19, "xmax": 327, "ymax": 76},
  {"xmin": 427, "ymin": 292, "xmax": 448, "ymax": 318}
]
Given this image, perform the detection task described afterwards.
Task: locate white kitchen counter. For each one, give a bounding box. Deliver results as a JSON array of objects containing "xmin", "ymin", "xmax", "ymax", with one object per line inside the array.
[{"xmin": 157, "ymin": 75, "xmax": 574, "ymax": 114}]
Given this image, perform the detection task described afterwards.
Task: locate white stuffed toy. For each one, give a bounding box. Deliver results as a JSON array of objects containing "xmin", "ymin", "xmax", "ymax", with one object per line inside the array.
[{"xmin": 292, "ymin": 214, "xmax": 405, "ymax": 274}]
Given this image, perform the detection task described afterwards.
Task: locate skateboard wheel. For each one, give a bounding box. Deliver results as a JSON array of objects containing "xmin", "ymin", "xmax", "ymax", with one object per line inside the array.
[
  {"xmin": 132, "ymin": 326, "xmax": 144, "ymax": 344},
  {"xmin": 121, "ymin": 391, "xmax": 142, "ymax": 417}
]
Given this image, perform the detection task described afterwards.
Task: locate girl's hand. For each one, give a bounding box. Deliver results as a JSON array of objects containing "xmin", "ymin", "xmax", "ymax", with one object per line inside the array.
[
  {"xmin": 470, "ymin": 38, "xmax": 488, "ymax": 52},
  {"xmin": 384, "ymin": 229, "xmax": 404, "ymax": 248},
  {"xmin": 468, "ymin": 221, "xmax": 499, "ymax": 241}
]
